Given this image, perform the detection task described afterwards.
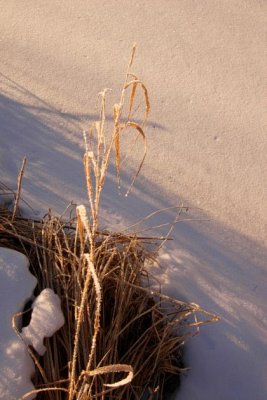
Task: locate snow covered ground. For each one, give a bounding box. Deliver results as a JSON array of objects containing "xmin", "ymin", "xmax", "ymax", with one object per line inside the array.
[{"xmin": 0, "ymin": 1, "xmax": 266, "ymax": 399}]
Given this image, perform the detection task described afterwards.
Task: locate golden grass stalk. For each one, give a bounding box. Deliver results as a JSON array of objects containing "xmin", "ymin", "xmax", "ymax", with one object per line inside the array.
[{"xmin": 12, "ymin": 157, "xmax": 27, "ymax": 221}]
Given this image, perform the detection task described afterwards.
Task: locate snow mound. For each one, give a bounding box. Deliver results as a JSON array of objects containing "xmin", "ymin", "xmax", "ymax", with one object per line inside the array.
[
  {"xmin": 0, "ymin": 248, "xmax": 37, "ymax": 400},
  {"xmin": 0, "ymin": 248, "xmax": 65, "ymax": 399},
  {"xmin": 22, "ymin": 288, "xmax": 65, "ymax": 356}
]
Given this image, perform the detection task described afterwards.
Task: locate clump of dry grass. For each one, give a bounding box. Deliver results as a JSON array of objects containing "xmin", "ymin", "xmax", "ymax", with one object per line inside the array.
[
  {"xmin": 0, "ymin": 46, "xmax": 218, "ymax": 399},
  {"xmin": 0, "ymin": 206, "xmax": 217, "ymax": 400}
]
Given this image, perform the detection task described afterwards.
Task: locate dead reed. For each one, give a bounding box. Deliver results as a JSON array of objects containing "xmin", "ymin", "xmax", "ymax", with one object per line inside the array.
[{"xmin": 0, "ymin": 46, "xmax": 218, "ymax": 399}]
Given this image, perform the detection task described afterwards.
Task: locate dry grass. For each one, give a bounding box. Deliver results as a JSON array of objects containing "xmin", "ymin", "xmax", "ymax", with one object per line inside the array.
[{"xmin": 0, "ymin": 46, "xmax": 218, "ymax": 399}]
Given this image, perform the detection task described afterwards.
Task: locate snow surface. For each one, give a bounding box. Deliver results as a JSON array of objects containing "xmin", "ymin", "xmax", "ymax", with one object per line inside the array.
[
  {"xmin": 0, "ymin": 248, "xmax": 64, "ymax": 400},
  {"xmin": 0, "ymin": 1, "xmax": 266, "ymax": 399}
]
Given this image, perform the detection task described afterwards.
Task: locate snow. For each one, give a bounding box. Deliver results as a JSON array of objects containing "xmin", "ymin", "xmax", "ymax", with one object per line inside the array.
[
  {"xmin": 0, "ymin": 248, "xmax": 37, "ymax": 400},
  {"xmin": 0, "ymin": 248, "xmax": 64, "ymax": 400},
  {"xmin": 22, "ymin": 288, "xmax": 65, "ymax": 357},
  {"xmin": 0, "ymin": 1, "xmax": 266, "ymax": 399},
  {"xmin": 156, "ymin": 241, "xmax": 267, "ymax": 400}
]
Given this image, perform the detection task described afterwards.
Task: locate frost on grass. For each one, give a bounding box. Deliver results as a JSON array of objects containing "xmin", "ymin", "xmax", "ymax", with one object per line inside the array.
[{"xmin": 0, "ymin": 248, "xmax": 65, "ymax": 400}]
